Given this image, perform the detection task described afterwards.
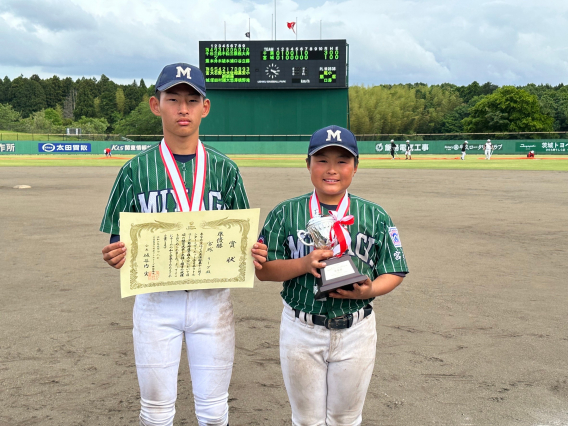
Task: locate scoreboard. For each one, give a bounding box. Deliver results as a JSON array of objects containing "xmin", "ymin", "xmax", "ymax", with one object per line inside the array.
[{"xmin": 199, "ymin": 40, "xmax": 347, "ymax": 89}]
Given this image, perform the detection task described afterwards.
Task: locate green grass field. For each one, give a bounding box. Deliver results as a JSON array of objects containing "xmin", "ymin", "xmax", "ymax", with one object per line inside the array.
[{"xmin": 1, "ymin": 154, "xmax": 567, "ymax": 171}]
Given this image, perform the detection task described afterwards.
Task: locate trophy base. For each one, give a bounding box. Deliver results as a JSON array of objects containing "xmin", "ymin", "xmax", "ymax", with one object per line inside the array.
[{"xmin": 314, "ymin": 255, "xmax": 367, "ymax": 300}]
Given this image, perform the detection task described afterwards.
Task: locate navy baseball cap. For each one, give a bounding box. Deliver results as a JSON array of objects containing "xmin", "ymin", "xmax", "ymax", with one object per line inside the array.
[
  {"xmin": 308, "ymin": 125, "xmax": 358, "ymax": 157},
  {"xmin": 155, "ymin": 63, "xmax": 206, "ymax": 97}
]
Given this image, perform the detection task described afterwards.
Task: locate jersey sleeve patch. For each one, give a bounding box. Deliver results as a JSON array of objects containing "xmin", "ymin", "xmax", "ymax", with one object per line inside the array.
[{"xmin": 388, "ymin": 227, "xmax": 402, "ymax": 247}]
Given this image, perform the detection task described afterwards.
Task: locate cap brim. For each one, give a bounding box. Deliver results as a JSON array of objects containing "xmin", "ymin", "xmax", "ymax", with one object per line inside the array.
[
  {"xmin": 309, "ymin": 143, "xmax": 358, "ymax": 157},
  {"xmin": 156, "ymin": 81, "xmax": 206, "ymax": 97}
]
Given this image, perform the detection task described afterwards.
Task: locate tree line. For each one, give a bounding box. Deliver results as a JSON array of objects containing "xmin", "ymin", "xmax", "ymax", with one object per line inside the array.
[{"xmin": 0, "ymin": 74, "xmax": 566, "ymax": 136}]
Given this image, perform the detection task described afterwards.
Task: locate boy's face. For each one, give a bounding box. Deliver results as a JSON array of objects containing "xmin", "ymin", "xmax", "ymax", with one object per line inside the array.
[
  {"xmin": 149, "ymin": 85, "xmax": 210, "ymax": 139},
  {"xmin": 307, "ymin": 146, "xmax": 358, "ymax": 203}
]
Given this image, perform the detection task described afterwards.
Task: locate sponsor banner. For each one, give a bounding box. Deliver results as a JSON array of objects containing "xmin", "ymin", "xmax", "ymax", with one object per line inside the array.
[
  {"xmin": 519, "ymin": 141, "xmax": 568, "ymax": 153},
  {"xmin": 39, "ymin": 143, "xmax": 91, "ymax": 153},
  {"xmin": 444, "ymin": 143, "xmax": 502, "ymax": 152},
  {"xmin": 110, "ymin": 143, "xmax": 157, "ymax": 152},
  {"xmin": 374, "ymin": 143, "xmax": 430, "ymax": 153},
  {"xmin": 0, "ymin": 143, "xmax": 16, "ymax": 153}
]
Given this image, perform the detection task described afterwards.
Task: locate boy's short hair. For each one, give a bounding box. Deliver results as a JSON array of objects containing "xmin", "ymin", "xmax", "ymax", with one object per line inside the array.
[
  {"xmin": 154, "ymin": 63, "xmax": 206, "ymax": 97},
  {"xmin": 306, "ymin": 125, "xmax": 359, "ymax": 166},
  {"xmin": 306, "ymin": 154, "xmax": 359, "ymax": 167}
]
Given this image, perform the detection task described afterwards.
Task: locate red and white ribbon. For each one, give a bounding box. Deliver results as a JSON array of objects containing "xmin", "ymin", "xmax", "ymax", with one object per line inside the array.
[
  {"xmin": 159, "ymin": 138, "xmax": 207, "ymax": 212},
  {"xmin": 309, "ymin": 190, "xmax": 352, "ymax": 256}
]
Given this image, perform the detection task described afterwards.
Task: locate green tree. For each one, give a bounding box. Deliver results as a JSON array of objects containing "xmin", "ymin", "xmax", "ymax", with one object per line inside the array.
[
  {"xmin": 73, "ymin": 78, "xmax": 97, "ymax": 120},
  {"xmin": 0, "ymin": 76, "xmax": 11, "ymax": 104},
  {"xmin": 44, "ymin": 107, "xmax": 63, "ymax": 126},
  {"xmin": 8, "ymin": 76, "xmax": 47, "ymax": 117},
  {"xmin": 116, "ymin": 87, "xmax": 126, "ymax": 115},
  {"xmin": 0, "ymin": 103, "xmax": 21, "ymax": 130},
  {"xmin": 113, "ymin": 100, "xmax": 161, "ymax": 135},
  {"xmin": 75, "ymin": 116, "xmax": 109, "ymax": 134},
  {"xmin": 462, "ymin": 86, "xmax": 554, "ymax": 133}
]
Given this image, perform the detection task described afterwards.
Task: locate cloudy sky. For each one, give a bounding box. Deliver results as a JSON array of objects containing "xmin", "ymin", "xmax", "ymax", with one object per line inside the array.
[{"xmin": 0, "ymin": 0, "xmax": 567, "ymax": 87}]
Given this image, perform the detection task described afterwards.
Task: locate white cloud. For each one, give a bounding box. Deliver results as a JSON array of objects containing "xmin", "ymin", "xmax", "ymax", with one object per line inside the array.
[{"xmin": 0, "ymin": 0, "xmax": 566, "ymax": 86}]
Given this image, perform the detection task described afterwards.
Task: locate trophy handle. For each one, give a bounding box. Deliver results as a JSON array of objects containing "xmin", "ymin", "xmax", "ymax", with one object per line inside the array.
[{"xmin": 297, "ymin": 230, "xmax": 315, "ymax": 246}]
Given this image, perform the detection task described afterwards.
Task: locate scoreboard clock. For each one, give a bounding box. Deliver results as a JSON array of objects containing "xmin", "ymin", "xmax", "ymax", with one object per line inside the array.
[{"xmin": 199, "ymin": 39, "xmax": 347, "ymax": 89}]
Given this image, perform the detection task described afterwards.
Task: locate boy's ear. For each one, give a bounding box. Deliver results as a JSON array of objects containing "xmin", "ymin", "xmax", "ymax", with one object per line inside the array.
[
  {"xmin": 201, "ymin": 98, "xmax": 211, "ymax": 118},
  {"xmin": 149, "ymin": 95, "xmax": 161, "ymax": 117}
]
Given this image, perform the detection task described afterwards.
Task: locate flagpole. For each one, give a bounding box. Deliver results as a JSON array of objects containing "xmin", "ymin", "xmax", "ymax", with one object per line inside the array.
[
  {"xmin": 296, "ymin": 16, "xmax": 297, "ymax": 40},
  {"xmin": 274, "ymin": 0, "xmax": 277, "ymax": 40}
]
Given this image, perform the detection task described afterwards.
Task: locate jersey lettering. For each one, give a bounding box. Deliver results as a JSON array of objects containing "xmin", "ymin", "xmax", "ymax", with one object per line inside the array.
[
  {"xmin": 355, "ymin": 233, "xmax": 376, "ymax": 267},
  {"xmin": 138, "ymin": 191, "xmax": 159, "ymax": 213},
  {"xmin": 287, "ymin": 235, "xmax": 306, "ymax": 259},
  {"xmin": 209, "ymin": 191, "xmax": 225, "ymax": 210}
]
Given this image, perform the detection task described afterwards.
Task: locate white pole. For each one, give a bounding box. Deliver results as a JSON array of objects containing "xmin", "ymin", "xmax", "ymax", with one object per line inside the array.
[
  {"xmin": 296, "ymin": 16, "xmax": 297, "ymax": 40},
  {"xmin": 274, "ymin": 0, "xmax": 277, "ymax": 40}
]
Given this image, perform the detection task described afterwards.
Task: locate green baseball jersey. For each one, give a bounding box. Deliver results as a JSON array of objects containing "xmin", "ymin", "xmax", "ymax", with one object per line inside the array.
[
  {"xmin": 259, "ymin": 192, "xmax": 408, "ymax": 319},
  {"xmin": 100, "ymin": 144, "xmax": 249, "ymax": 235}
]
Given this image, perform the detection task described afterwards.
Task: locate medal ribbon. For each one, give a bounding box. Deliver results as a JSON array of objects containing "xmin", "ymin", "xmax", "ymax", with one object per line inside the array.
[
  {"xmin": 159, "ymin": 138, "xmax": 207, "ymax": 212},
  {"xmin": 309, "ymin": 190, "xmax": 353, "ymax": 256}
]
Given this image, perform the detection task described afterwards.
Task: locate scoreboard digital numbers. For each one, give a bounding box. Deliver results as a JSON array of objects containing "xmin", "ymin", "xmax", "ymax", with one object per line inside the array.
[{"xmin": 199, "ymin": 40, "xmax": 347, "ymax": 89}]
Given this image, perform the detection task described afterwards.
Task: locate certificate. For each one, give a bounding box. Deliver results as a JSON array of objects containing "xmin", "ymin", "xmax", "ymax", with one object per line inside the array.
[{"xmin": 119, "ymin": 209, "xmax": 260, "ymax": 298}]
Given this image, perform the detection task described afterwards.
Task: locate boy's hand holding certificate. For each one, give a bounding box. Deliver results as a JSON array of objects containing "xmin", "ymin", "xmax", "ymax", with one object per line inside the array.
[{"xmin": 119, "ymin": 209, "xmax": 260, "ymax": 297}]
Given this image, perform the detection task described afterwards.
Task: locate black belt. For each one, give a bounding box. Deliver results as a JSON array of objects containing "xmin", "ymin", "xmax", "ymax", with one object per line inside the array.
[{"xmin": 294, "ymin": 305, "xmax": 373, "ymax": 330}]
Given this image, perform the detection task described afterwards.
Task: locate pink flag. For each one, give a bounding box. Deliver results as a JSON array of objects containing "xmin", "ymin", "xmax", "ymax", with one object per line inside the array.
[{"xmin": 287, "ymin": 22, "xmax": 296, "ymax": 33}]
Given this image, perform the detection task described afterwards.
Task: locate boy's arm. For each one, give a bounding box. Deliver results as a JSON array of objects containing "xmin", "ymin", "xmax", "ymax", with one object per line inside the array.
[
  {"xmin": 328, "ymin": 273, "xmax": 403, "ymax": 299},
  {"xmin": 255, "ymin": 249, "xmax": 334, "ymax": 282}
]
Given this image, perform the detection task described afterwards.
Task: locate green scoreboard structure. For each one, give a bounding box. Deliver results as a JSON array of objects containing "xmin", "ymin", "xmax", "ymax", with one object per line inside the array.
[{"xmin": 198, "ymin": 40, "xmax": 349, "ymax": 138}]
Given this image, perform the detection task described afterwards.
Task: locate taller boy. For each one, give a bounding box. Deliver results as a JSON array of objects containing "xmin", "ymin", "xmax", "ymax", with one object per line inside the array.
[
  {"xmin": 256, "ymin": 125, "xmax": 409, "ymax": 426},
  {"xmin": 100, "ymin": 63, "xmax": 266, "ymax": 426}
]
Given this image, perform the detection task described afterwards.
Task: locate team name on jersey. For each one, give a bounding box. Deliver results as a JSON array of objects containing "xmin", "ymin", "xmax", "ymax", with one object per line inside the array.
[
  {"xmin": 286, "ymin": 232, "xmax": 377, "ymax": 267},
  {"xmin": 137, "ymin": 189, "xmax": 225, "ymax": 213}
]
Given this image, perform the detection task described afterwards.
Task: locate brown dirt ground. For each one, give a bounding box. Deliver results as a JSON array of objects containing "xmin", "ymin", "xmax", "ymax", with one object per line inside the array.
[{"xmin": 0, "ymin": 167, "xmax": 567, "ymax": 426}]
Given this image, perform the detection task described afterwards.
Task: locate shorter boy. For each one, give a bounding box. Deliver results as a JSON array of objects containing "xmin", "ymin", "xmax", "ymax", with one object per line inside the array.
[{"xmin": 256, "ymin": 125, "xmax": 409, "ymax": 426}]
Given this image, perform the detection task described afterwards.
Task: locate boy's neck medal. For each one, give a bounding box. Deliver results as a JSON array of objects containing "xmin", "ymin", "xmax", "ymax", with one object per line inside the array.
[{"xmin": 159, "ymin": 139, "xmax": 207, "ymax": 212}]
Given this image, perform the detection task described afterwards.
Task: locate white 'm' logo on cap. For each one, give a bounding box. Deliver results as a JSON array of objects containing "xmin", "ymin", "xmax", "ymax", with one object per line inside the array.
[
  {"xmin": 326, "ymin": 129, "xmax": 342, "ymax": 141},
  {"xmin": 176, "ymin": 66, "xmax": 192, "ymax": 79}
]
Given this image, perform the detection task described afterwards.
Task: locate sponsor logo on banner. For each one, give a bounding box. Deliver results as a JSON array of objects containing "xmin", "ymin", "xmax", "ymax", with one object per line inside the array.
[
  {"xmin": 110, "ymin": 144, "xmax": 157, "ymax": 152},
  {"xmin": 39, "ymin": 143, "xmax": 91, "ymax": 153},
  {"xmin": 388, "ymin": 227, "xmax": 402, "ymax": 248},
  {"xmin": 0, "ymin": 143, "xmax": 16, "ymax": 153}
]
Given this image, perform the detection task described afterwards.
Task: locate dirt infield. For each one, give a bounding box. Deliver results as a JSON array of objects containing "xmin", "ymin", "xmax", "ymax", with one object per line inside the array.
[{"xmin": 0, "ymin": 167, "xmax": 567, "ymax": 426}]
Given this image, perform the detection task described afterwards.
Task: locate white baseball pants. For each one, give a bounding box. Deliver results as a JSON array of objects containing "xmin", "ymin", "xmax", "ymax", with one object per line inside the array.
[
  {"xmin": 461, "ymin": 151, "xmax": 466, "ymax": 160},
  {"xmin": 133, "ymin": 289, "xmax": 234, "ymax": 426},
  {"xmin": 279, "ymin": 301, "xmax": 377, "ymax": 426},
  {"xmin": 485, "ymin": 149, "xmax": 492, "ymax": 159}
]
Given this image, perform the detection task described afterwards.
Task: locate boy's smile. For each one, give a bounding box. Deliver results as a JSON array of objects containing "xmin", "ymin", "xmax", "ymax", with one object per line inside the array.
[{"xmin": 307, "ymin": 146, "xmax": 358, "ymax": 205}]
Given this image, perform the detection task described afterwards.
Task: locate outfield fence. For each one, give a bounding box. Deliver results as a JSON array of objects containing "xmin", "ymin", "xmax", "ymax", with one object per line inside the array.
[{"xmin": 0, "ymin": 139, "xmax": 566, "ymax": 155}]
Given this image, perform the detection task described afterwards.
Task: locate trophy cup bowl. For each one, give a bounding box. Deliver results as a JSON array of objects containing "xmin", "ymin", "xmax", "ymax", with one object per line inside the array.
[{"xmin": 297, "ymin": 215, "xmax": 367, "ymax": 300}]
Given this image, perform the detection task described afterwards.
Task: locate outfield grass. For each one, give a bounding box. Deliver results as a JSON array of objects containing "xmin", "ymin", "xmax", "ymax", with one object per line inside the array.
[{"xmin": 0, "ymin": 154, "xmax": 567, "ymax": 171}]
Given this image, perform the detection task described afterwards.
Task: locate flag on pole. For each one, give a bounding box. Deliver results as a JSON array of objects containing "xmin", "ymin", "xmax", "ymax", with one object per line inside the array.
[
  {"xmin": 245, "ymin": 32, "xmax": 250, "ymax": 38},
  {"xmin": 287, "ymin": 22, "xmax": 296, "ymax": 33}
]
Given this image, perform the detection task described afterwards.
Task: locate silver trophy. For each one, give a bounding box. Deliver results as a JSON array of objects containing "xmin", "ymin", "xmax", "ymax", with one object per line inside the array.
[{"xmin": 297, "ymin": 215, "xmax": 366, "ymax": 300}]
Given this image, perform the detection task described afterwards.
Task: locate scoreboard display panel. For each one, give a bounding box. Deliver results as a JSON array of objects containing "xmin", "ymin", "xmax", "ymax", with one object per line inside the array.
[{"xmin": 199, "ymin": 39, "xmax": 347, "ymax": 89}]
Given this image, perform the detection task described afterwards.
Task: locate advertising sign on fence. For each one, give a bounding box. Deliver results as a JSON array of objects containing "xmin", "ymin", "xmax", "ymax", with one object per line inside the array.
[
  {"xmin": 0, "ymin": 143, "xmax": 15, "ymax": 153},
  {"xmin": 110, "ymin": 144, "xmax": 157, "ymax": 152},
  {"xmin": 39, "ymin": 143, "xmax": 91, "ymax": 153}
]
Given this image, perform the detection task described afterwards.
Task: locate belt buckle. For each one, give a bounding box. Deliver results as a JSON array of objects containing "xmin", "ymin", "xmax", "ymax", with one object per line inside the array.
[{"xmin": 325, "ymin": 313, "xmax": 353, "ymax": 330}]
